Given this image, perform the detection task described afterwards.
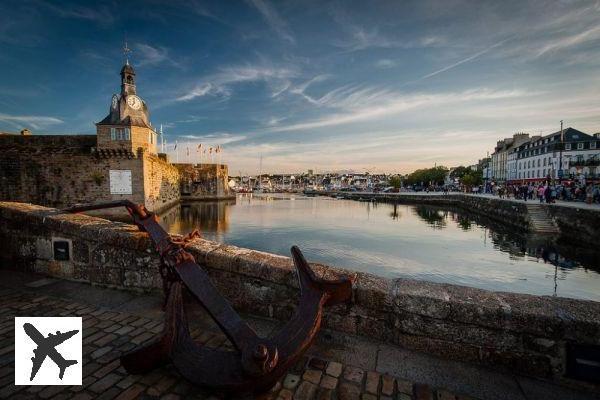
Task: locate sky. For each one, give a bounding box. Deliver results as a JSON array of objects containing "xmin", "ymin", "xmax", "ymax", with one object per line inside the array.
[{"xmin": 0, "ymin": 0, "xmax": 599, "ymax": 174}]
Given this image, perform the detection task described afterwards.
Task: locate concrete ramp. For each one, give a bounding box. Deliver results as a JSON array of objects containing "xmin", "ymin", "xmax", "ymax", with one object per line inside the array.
[{"xmin": 526, "ymin": 203, "xmax": 560, "ymax": 234}]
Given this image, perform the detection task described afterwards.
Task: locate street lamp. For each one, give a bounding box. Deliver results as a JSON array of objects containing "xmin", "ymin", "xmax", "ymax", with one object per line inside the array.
[{"xmin": 558, "ymin": 120, "xmax": 564, "ymax": 185}]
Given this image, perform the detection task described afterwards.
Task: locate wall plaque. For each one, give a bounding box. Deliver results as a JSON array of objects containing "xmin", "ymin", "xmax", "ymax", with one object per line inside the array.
[{"xmin": 109, "ymin": 170, "xmax": 132, "ymax": 194}]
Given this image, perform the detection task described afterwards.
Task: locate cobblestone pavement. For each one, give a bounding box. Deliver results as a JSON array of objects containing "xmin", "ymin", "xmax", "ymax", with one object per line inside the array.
[
  {"xmin": 1, "ymin": 271, "xmax": 597, "ymax": 400},
  {"xmin": 0, "ymin": 287, "xmax": 475, "ymax": 400}
]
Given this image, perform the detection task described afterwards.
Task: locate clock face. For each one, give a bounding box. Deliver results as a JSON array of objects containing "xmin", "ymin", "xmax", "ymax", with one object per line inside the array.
[
  {"xmin": 111, "ymin": 95, "xmax": 118, "ymax": 109},
  {"xmin": 127, "ymin": 95, "xmax": 142, "ymax": 110}
]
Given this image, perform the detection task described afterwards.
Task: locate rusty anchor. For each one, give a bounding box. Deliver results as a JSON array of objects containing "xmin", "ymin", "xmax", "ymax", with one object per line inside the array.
[{"xmin": 66, "ymin": 201, "xmax": 354, "ymax": 394}]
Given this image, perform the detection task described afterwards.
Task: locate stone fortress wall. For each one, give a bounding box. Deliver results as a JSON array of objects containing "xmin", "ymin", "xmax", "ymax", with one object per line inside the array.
[
  {"xmin": 0, "ymin": 135, "xmax": 146, "ymax": 207},
  {"xmin": 176, "ymin": 163, "xmax": 231, "ymax": 200},
  {"xmin": 1, "ymin": 201, "xmax": 599, "ymax": 394},
  {"xmin": 0, "ymin": 134, "xmax": 229, "ymax": 212}
]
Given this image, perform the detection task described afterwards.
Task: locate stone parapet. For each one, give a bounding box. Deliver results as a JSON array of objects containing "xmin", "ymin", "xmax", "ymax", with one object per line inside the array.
[{"xmin": 1, "ymin": 201, "xmax": 599, "ymax": 390}]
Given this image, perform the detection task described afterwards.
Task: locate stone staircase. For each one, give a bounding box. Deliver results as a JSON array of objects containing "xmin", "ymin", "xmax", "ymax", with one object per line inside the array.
[{"xmin": 526, "ymin": 203, "xmax": 560, "ymax": 234}]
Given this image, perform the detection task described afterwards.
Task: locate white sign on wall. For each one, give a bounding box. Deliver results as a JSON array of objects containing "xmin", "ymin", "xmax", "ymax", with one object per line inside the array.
[{"xmin": 109, "ymin": 170, "xmax": 132, "ymax": 194}]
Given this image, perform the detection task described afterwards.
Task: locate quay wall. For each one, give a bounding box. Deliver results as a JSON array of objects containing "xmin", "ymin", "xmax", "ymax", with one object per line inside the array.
[
  {"xmin": 308, "ymin": 192, "xmax": 600, "ymax": 245},
  {"xmin": 1, "ymin": 202, "xmax": 599, "ymax": 390},
  {"xmin": 311, "ymin": 192, "xmax": 532, "ymax": 231}
]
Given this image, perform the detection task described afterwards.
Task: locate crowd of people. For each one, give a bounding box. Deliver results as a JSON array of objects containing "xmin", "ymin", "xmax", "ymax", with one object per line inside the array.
[{"xmin": 485, "ymin": 182, "xmax": 600, "ymax": 204}]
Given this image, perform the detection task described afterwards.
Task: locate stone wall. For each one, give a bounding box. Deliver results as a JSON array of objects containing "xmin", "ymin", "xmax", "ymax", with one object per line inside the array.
[
  {"xmin": 314, "ymin": 193, "xmax": 531, "ymax": 231},
  {"xmin": 0, "ymin": 135, "xmax": 147, "ymax": 207},
  {"xmin": 325, "ymin": 192, "xmax": 600, "ymax": 244},
  {"xmin": 176, "ymin": 163, "xmax": 232, "ymax": 199},
  {"xmin": 0, "ymin": 134, "xmax": 177, "ymax": 211},
  {"xmin": 142, "ymin": 154, "xmax": 180, "ymax": 212},
  {"xmin": 1, "ymin": 201, "xmax": 599, "ymax": 391},
  {"xmin": 545, "ymin": 205, "xmax": 600, "ymax": 247}
]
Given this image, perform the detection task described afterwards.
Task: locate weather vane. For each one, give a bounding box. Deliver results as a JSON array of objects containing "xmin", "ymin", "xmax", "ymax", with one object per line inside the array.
[{"xmin": 123, "ymin": 40, "xmax": 132, "ymax": 65}]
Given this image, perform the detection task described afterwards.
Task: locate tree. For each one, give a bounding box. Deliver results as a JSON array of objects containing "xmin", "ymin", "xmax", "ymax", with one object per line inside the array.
[
  {"xmin": 388, "ymin": 175, "xmax": 402, "ymax": 188},
  {"xmin": 460, "ymin": 171, "xmax": 482, "ymax": 188},
  {"xmin": 405, "ymin": 166, "xmax": 449, "ymax": 186}
]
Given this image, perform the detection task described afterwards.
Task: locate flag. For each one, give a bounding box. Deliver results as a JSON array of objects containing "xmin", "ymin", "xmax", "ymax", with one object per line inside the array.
[
  {"xmin": 186, "ymin": 147, "xmax": 190, "ymax": 156},
  {"xmin": 174, "ymin": 140, "xmax": 178, "ymax": 150},
  {"xmin": 197, "ymin": 143, "xmax": 202, "ymax": 151}
]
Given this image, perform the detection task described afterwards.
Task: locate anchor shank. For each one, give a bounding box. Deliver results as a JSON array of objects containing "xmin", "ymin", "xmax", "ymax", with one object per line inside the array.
[
  {"xmin": 176, "ymin": 259, "xmax": 260, "ymax": 351},
  {"xmin": 137, "ymin": 216, "xmax": 260, "ymax": 352}
]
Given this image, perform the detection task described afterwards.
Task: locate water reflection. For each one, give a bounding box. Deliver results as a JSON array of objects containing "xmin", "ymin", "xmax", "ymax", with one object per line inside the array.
[
  {"xmin": 160, "ymin": 200, "xmax": 234, "ymax": 238},
  {"xmin": 158, "ymin": 194, "xmax": 600, "ymax": 301},
  {"xmin": 413, "ymin": 206, "xmax": 447, "ymax": 229}
]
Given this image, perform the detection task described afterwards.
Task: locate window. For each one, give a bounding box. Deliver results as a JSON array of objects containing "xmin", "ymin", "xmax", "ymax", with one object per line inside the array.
[
  {"xmin": 592, "ymin": 142, "xmax": 597, "ymax": 149},
  {"xmin": 537, "ymin": 159, "xmax": 541, "ymax": 167},
  {"xmin": 577, "ymin": 142, "xmax": 584, "ymax": 150},
  {"xmin": 565, "ymin": 143, "xmax": 571, "ymax": 150},
  {"xmin": 149, "ymin": 131, "xmax": 154, "ymax": 144},
  {"xmin": 110, "ymin": 127, "xmax": 130, "ymax": 141},
  {"xmin": 543, "ymin": 158, "xmax": 546, "ymax": 166}
]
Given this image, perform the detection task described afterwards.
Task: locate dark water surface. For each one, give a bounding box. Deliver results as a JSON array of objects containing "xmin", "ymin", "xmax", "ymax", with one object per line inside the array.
[{"xmin": 159, "ymin": 194, "xmax": 600, "ymax": 301}]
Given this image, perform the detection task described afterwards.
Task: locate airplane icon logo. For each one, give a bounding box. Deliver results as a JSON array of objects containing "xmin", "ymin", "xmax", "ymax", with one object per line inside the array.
[
  {"xmin": 23, "ymin": 323, "xmax": 79, "ymax": 380},
  {"xmin": 15, "ymin": 317, "xmax": 82, "ymax": 385}
]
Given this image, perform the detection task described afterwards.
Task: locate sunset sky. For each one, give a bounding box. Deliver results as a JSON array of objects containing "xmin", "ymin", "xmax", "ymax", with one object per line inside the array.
[{"xmin": 0, "ymin": 0, "xmax": 599, "ymax": 174}]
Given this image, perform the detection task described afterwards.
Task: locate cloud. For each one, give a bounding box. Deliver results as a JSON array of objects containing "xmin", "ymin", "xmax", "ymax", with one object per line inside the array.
[
  {"xmin": 375, "ymin": 59, "xmax": 399, "ymax": 69},
  {"xmin": 246, "ymin": 0, "xmax": 295, "ymax": 44},
  {"xmin": 0, "ymin": 113, "xmax": 63, "ymax": 130},
  {"xmin": 178, "ymin": 132, "xmax": 246, "ymax": 144},
  {"xmin": 135, "ymin": 43, "xmax": 182, "ymax": 69},
  {"xmin": 492, "ymin": 2, "xmax": 600, "ymax": 63},
  {"xmin": 330, "ymin": 8, "xmax": 445, "ymax": 53},
  {"xmin": 269, "ymin": 87, "xmax": 531, "ymax": 132},
  {"xmin": 420, "ymin": 38, "xmax": 510, "ymax": 80},
  {"xmin": 535, "ymin": 24, "xmax": 600, "ymax": 58},
  {"xmin": 33, "ymin": 0, "xmax": 115, "ymax": 25},
  {"xmin": 176, "ymin": 64, "xmax": 298, "ymax": 102}
]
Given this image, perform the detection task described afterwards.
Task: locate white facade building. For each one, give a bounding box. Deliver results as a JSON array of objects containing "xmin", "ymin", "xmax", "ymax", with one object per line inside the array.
[{"xmin": 509, "ymin": 128, "xmax": 600, "ymax": 183}]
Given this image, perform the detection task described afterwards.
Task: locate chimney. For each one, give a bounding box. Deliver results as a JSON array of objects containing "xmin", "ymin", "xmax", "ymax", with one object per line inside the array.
[{"xmin": 20, "ymin": 129, "xmax": 31, "ymax": 136}]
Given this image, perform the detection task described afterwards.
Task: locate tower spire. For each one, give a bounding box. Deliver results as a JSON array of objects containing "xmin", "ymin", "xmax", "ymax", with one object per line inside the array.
[{"xmin": 123, "ymin": 40, "xmax": 132, "ymax": 65}]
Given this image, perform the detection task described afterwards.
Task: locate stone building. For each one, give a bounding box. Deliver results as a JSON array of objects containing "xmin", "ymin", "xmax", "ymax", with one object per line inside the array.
[{"xmin": 0, "ymin": 61, "xmax": 231, "ymax": 212}]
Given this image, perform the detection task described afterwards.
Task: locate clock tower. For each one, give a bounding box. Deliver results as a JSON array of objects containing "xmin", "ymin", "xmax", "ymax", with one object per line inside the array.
[{"xmin": 96, "ymin": 60, "xmax": 157, "ymax": 155}]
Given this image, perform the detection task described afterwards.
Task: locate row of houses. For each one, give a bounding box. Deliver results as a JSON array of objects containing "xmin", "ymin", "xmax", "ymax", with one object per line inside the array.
[{"xmin": 484, "ymin": 127, "xmax": 600, "ymax": 184}]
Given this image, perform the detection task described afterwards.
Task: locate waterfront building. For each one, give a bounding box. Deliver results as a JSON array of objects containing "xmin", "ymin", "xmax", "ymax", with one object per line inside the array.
[
  {"xmin": 510, "ymin": 127, "xmax": 600, "ymax": 183},
  {"xmin": 490, "ymin": 133, "xmax": 530, "ymax": 183}
]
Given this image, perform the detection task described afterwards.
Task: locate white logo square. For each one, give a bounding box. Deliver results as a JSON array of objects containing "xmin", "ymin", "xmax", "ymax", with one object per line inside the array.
[{"xmin": 14, "ymin": 317, "xmax": 82, "ymax": 385}]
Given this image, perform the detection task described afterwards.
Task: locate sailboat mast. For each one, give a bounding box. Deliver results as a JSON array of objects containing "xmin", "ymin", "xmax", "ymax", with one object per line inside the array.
[{"xmin": 259, "ymin": 155, "xmax": 263, "ymax": 190}]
